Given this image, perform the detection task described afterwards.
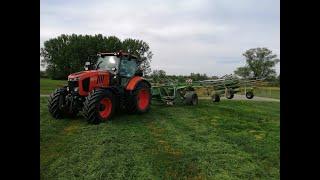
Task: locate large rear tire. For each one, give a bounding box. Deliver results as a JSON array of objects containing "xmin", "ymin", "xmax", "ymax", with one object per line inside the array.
[
  {"xmin": 126, "ymin": 81, "xmax": 151, "ymax": 114},
  {"xmin": 83, "ymin": 89, "xmax": 115, "ymax": 124},
  {"xmin": 48, "ymin": 88, "xmax": 78, "ymax": 119}
]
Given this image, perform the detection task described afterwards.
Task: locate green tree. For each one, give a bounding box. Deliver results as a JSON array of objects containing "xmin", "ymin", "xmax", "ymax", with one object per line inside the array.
[
  {"xmin": 234, "ymin": 66, "xmax": 252, "ymax": 79},
  {"xmin": 40, "ymin": 34, "xmax": 153, "ymax": 79},
  {"xmin": 190, "ymin": 73, "xmax": 208, "ymax": 81},
  {"xmin": 234, "ymin": 47, "xmax": 279, "ymax": 80},
  {"xmin": 150, "ymin": 69, "xmax": 166, "ymax": 82},
  {"xmin": 122, "ymin": 38, "xmax": 153, "ymax": 75},
  {"xmin": 211, "ymin": 76, "xmax": 219, "ymax": 80}
]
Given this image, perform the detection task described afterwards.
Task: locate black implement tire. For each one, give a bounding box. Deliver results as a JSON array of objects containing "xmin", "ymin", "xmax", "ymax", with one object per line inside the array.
[
  {"xmin": 48, "ymin": 88, "xmax": 79, "ymax": 119},
  {"xmin": 83, "ymin": 89, "xmax": 115, "ymax": 124},
  {"xmin": 212, "ymin": 95, "xmax": 220, "ymax": 102},
  {"xmin": 246, "ymin": 91, "xmax": 254, "ymax": 99},
  {"xmin": 226, "ymin": 93, "xmax": 234, "ymax": 99},
  {"xmin": 126, "ymin": 81, "xmax": 151, "ymax": 114},
  {"xmin": 191, "ymin": 93, "xmax": 198, "ymax": 105},
  {"xmin": 226, "ymin": 89, "xmax": 234, "ymax": 99},
  {"xmin": 184, "ymin": 91, "xmax": 198, "ymax": 105}
]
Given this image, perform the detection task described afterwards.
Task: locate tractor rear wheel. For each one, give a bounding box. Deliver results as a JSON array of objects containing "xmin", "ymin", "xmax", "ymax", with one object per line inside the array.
[
  {"xmin": 126, "ymin": 81, "xmax": 151, "ymax": 114},
  {"xmin": 83, "ymin": 89, "xmax": 115, "ymax": 124},
  {"xmin": 48, "ymin": 88, "xmax": 78, "ymax": 119}
]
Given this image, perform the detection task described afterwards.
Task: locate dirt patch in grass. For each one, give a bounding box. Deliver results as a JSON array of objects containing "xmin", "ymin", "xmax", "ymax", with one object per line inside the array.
[
  {"xmin": 147, "ymin": 122, "xmax": 182, "ymax": 157},
  {"xmin": 63, "ymin": 121, "xmax": 81, "ymax": 135}
]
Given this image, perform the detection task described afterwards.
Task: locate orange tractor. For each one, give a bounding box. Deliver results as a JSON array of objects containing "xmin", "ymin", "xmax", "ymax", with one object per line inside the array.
[{"xmin": 48, "ymin": 51, "xmax": 151, "ymax": 124}]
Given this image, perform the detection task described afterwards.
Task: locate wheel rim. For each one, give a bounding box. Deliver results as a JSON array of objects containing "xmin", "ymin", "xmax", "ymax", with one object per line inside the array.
[
  {"xmin": 137, "ymin": 89, "xmax": 150, "ymax": 110},
  {"xmin": 99, "ymin": 98, "xmax": 112, "ymax": 119}
]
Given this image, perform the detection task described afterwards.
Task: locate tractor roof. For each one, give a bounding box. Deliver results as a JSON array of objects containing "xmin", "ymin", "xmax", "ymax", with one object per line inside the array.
[{"xmin": 97, "ymin": 51, "xmax": 141, "ymax": 61}]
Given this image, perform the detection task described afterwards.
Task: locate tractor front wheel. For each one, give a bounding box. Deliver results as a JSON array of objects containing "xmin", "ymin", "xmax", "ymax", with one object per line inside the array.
[
  {"xmin": 83, "ymin": 89, "xmax": 115, "ymax": 124},
  {"xmin": 48, "ymin": 88, "xmax": 78, "ymax": 119}
]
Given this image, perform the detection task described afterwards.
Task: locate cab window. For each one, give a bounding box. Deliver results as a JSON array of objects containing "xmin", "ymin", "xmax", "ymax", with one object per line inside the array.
[{"xmin": 119, "ymin": 58, "xmax": 138, "ymax": 77}]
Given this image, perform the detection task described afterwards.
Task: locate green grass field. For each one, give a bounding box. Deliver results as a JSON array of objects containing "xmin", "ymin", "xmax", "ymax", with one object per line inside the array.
[
  {"xmin": 41, "ymin": 97, "xmax": 279, "ymax": 179},
  {"xmin": 40, "ymin": 78, "xmax": 67, "ymax": 95}
]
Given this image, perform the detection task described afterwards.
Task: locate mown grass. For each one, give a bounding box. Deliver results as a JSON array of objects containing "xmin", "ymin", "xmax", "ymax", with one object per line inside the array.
[
  {"xmin": 253, "ymin": 87, "xmax": 280, "ymax": 99},
  {"xmin": 40, "ymin": 97, "xmax": 279, "ymax": 179},
  {"xmin": 40, "ymin": 78, "xmax": 67, "ymax": 95}
]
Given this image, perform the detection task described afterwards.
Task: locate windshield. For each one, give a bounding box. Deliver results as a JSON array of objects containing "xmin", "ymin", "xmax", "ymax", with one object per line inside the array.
[{"xmin": 96, "ymin": 56, "xmax": 120, "ymax": 71}]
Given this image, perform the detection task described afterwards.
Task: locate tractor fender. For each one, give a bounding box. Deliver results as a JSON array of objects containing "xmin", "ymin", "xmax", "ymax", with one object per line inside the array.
[{"xmin": 126, "ymin": 76, "xmax": 151, "ymax": 91}]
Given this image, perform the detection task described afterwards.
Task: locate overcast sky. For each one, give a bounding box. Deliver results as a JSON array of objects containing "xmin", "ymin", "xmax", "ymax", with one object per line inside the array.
[{"xmin": 40, "ymin": 0, "xmax": 280, "ymax": 76}]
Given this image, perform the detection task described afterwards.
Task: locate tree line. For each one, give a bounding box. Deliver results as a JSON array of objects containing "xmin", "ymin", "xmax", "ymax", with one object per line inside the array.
[
  {"xmin": 40, "ymin": 34, "xmax": 279, "ymax": 85},
  {"xmin": 40, "ymin": 34, "xmax": 153, "ymax": 79}
]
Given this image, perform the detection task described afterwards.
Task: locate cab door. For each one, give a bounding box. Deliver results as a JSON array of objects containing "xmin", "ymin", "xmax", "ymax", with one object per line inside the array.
[{"xmin": 118, "ymin": 58, "xmax": 138, "ymax": 87}]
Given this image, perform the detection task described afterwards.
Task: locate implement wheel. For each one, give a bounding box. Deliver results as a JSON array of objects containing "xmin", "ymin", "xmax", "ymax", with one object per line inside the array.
[
  {"xmin": 226, "ymin": 89, "xmax": 234, "ymax": 99},
  {"xmin": 184, "ymin": 91, "xmax": 198, "ymax": 105},
  {"xmin": 212, "ymin": 94, "xmax": 220, "ymax": 102},
  {"xmin": 246, "ymin": 91, "xmax": 254, "ymax": 99}
]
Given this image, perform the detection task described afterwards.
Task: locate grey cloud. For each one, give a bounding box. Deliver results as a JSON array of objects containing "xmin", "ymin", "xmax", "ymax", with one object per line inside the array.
[{"xmin": 40, "ymin": 0, "xmax": 279, "ymax": 76}]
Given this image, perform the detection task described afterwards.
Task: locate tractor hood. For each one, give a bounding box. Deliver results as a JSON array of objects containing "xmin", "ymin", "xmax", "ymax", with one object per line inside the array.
[
  {"xmin": 68, "ymin": 70, "xmax": 109, "ymax": 81},
  {"xmin": 67, "ymin": 70, "xmax": 111, "ymax": 96}
]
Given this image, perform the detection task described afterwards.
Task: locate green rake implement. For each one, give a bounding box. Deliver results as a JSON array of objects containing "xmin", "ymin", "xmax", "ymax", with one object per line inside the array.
[{"xmin": 149, "ymin": 76, "xmax": 264, "ymax": 105}]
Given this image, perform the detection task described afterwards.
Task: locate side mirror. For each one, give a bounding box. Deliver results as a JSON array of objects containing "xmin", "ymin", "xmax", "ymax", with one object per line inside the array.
[{"xmin": 84, "ymin": 61, "xmax": 91, "ymax": 71}]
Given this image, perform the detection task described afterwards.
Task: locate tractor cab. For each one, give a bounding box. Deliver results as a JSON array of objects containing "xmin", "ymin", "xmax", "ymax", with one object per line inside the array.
[
  {"xmin": 94, "ymin": 52, "xmax": 143, "ymax": 86},
  {"xmin": 95, "ymin": 52, "xmax": 142, "ymax": 76}
]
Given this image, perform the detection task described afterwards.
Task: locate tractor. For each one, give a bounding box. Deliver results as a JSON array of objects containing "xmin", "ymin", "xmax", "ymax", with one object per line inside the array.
[{"xmin": 48, "ymin": 51, "xmax": 151, "ymax": 124}]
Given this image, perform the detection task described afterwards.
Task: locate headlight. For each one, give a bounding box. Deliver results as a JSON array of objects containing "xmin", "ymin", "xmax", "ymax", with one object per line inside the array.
[
  {"xmin": 68, "ymin": 77, "xmax": 80, "ymax": 81},
  {"xmin": 74, "ymin": 87, "xmax": 79, "ymax": 92}
]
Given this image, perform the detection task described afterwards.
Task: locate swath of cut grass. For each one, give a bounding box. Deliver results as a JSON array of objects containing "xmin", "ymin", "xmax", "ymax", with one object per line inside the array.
[{"xmin": 40, "ymin": 96, "xmax": 279, "ymax": 179}]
